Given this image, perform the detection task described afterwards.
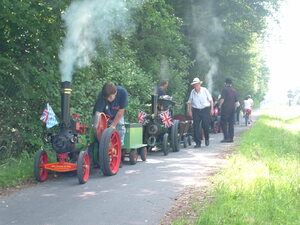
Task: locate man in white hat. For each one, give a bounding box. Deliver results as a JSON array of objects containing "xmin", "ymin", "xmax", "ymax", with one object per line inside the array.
[{"xmin": 187, "ymin": 78, "xmax": 214, "ymax": 148}]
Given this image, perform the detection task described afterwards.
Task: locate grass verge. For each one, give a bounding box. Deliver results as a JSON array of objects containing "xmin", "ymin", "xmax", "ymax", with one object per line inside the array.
[
  {"xmin": 0, "ymin": 148, "xmax": 56, "ymax": 191},
  {"xmin": 174, "ymin": 113, "xmax": 300, "ymax": 225}
]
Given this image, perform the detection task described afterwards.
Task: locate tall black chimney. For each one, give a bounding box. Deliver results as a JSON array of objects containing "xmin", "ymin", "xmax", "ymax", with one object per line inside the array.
[
  {"xmin": 61, "ymin": 81, "xmax": 72, "ymax": 129},
  {"xmin": 151, "ymin": 94, "xmax": 158, "ymax": 116}
]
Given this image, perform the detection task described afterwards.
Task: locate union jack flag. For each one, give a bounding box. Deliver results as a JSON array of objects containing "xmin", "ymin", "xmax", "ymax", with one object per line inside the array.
[
  {"xmin": 40, "ymin": 103, "xmax": 59, "ymax": 129},
  {"xmin": 159, "ymin": 110, "xmax": 174, "ymax": 128},
  {"xmin": 138, "ymin": 111, "xmax": 147, "ymax": 123}
]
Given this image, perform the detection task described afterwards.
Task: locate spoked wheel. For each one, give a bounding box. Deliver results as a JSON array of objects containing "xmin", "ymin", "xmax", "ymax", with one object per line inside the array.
[
  {"xmin": 140, "ymin": 147, "xmax": 147, "ymax": 161},
  {"xmin": 129, "ymin": 149, "xmax": 138, "ymax": 165},
  {"xmin": 171, "ymin": 120, "xmax": 180, "ymax": 152},
  {"xmin": 34, "ymin": 150, "xmax": 49, "ymax": 182},
  {"xmin": 77, "ymin": 151, "xmax": 90, "ymax": 184},
  {"xmin": 162, "ymin": 133, "xmax": 169, "ymax": 156},
  {"xmin": 99, "ymin": 128, "xmax": 121, "ymax": 176},
  {"xmin": 94, "ymin": 112, "xmax": 109, "ymax": 142},
  {"xmin": 183, "ymin": 136, "xmax": 188, "ymax": 148},
  {"xmin": 188, "ymin": 135, "xmax": 192, "ymax": 146}
]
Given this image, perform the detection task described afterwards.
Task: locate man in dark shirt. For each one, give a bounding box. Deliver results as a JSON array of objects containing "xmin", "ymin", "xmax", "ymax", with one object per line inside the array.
[
  {"xmin": 93, "ymin": 82, "xmax": 128, "ymax": 144},
  {"xmin": 156, "ymin": 80, "xmax": 169, "ymax": 111},
  {"xmin": 219, "ymin": 78, "xmax": 238, "ymax": 143},
  {"xmin": 156, "ymin": 80, "xmax": 168, "ymax": 97}
]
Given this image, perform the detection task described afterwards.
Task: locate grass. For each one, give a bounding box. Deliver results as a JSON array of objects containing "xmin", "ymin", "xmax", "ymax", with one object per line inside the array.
[
  {"xmin": 173, "ymin": 112, "xmax": 300, "ymax": 225},
  {"xmin": 0, "ymin": 147, "xmax": 56, "ymax": 190}
]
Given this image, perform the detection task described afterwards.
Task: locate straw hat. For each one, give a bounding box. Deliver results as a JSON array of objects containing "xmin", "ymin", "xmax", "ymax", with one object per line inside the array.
[{"xmin": 191, "ymin": 77, "xmax": 203, "ymax": 85}]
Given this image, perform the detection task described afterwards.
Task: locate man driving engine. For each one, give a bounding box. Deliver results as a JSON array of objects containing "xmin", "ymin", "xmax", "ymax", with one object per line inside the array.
[{"xmin": 93, "ymin": 82, "xmax": 128, "ymax": 145}]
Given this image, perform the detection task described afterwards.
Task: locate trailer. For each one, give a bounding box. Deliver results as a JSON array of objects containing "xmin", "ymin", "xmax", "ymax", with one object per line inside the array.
[{"xmin": 122, "ymin": 123, "xmax": 147, "ymax": 165}]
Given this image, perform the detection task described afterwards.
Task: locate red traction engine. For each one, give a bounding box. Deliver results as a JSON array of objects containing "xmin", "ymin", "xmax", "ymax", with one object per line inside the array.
[{"xmin": 34, "ymin": 81, "xmax": 122, "ymax": 184}]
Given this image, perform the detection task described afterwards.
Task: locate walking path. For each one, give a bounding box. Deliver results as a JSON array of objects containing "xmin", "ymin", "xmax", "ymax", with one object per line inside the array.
[{"xmin": 0, "ymin": 113, "xmax": 257, "ymax": 225}]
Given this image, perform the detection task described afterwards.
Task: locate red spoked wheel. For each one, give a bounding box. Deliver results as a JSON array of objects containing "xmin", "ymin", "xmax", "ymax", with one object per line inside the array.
[
  {"xmin": 34, "ymin": 150, "xmax": 49, "ymax": 182},
  {"xmin": 99, "ymin": 128, "xmax": 121, "ymax": 176},
  {"xmin": 77, "ymin": 151, "xmax": 90, "ymax": 184},
  {"xmin": 94, "ymin": 112, "xmax": 109, "ymax": 142}
]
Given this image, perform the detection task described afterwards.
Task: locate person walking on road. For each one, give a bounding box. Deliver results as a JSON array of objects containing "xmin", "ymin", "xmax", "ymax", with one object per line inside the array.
[
  {"xmin": 187, "ymin": 78, "xmax": 214, "ymax": 148},
  {"xmin": 219, "ymin": 78, "xmax": 238, "ymax": 143}
]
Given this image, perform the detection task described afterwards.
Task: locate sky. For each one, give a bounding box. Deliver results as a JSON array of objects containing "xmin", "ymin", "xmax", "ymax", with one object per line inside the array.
[{"xmin": 264, "ymin": 0, "xmax": 300, "ymax": 103}]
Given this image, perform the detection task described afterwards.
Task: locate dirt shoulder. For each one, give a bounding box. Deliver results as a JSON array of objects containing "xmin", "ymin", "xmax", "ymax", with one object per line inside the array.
[{"xmin": 159, "ymin": 129, "xmax": 245, "ymax": 225}]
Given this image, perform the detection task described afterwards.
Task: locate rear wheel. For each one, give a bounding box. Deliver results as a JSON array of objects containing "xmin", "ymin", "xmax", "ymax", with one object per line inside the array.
[
  {"xmin": 77, "ymin": 151, "xmax": 90, "ymax": 184},
  {"xmin": 183, "ymin": 136, "xmax": 188, "ymax": 148},
  {"xmin": 99, "ymin": 128, "xmax": 121, "ymax": 176},
  {"xmin": 162, "ymin": 133, "xmax": 169, "ymax": 156},
  {"xmin": 188, "ymin": 135, "xmax": 192, "ymax": 146},
  {"xmin": 140, "ymin": 147, "xmax": 147, "ymax": 161},
  {"xmin": 171, "ymin": 120, "xmax": 180, "ymax": 152},
  {"xmin": 129, "ymin": 149, "xmax": 138, "ymax": 165},
  {"xmin": 34, "ymin": 150, "xmax": 48, "ymax": 182}
]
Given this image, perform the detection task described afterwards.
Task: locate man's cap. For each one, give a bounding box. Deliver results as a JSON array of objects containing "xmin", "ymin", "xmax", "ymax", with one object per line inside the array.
[
  {"xmin": 225, "ymin": 78, "xmax": 232, "ymax": 84},
  {"xmin": 191, "ymin": 77, "xmax": 203, "ymax": 85}
]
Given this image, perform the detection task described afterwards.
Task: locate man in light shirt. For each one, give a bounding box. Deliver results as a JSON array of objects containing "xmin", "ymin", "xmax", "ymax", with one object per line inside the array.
[{"xmin": 187, "ymin": 78, "xmax": 214, "ymax": 148}]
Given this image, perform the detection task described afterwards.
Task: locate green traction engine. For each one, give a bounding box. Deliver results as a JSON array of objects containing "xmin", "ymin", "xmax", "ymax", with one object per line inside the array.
[{"xmin": 34, "ymin": 81, "xmax": 122, "ymax": 184}]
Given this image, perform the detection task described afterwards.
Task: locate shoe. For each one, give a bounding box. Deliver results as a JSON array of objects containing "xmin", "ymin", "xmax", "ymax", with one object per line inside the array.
[
  {"xmin": 227, "ymin": 139, "xmax": 234, "ymax": 143},
  {"xmin": 221, "ymin": 139, "xmax": 229, "ymax": 143},
  {"xmin": 205, "ymin": 140, "xmax": 209, "ymax": 146},
  {"xmin": 194, "ymin": 143, "xmax": 201, "ymax": 148}
]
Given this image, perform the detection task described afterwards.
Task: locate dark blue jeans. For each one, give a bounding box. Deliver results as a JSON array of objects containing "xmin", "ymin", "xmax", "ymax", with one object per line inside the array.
[
  {"xmin": 221, "ymin": 110, "xmax": 235, "ymax": 140},
  {"xmin": 192, "ymin": 107, "xmax": 210, "ymax": 144}
]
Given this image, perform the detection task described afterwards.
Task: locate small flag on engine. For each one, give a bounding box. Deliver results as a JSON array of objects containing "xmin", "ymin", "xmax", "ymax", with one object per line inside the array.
[
  {"xmin": 138, "ymin": 111, "xmax": 147, "ymax": 123},
  {"xmin": 159, "ymin": 110, "xmax": 174, "ymax": 128},
  {"xmin": 40, "ymin": 103, "xmax": 59, "ymax": 129}
]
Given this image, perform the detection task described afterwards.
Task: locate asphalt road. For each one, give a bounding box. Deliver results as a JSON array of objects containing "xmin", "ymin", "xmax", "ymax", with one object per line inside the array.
[{"xmin": 0, "ymin": 115, "xmax": 255, "ymax": 225}]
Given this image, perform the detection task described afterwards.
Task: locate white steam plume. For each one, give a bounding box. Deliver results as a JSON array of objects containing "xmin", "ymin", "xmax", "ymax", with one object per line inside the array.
[
  {"xmin": 59, "ymin": 0, "xmax": 139, "ymax": 82},
  {"xmin": 192, "ymin": 6, "xmax": 224, "ymax": 92},
  {"xmin": 196, "ymin": 41, "xmax": 219, "ymax": 92},
  {"xmin": 160, "ymin": 58, "xmax": 170, "ymax": 80}
]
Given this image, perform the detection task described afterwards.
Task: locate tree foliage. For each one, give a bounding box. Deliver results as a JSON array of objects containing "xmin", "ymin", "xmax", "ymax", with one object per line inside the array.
[
  {"xmin": 166, "ymin": 0, "xmax": 282, "ymax": 100},
  {"xmin": 0, "ymin": 0, "xmax": 282, "ymax": 158}
]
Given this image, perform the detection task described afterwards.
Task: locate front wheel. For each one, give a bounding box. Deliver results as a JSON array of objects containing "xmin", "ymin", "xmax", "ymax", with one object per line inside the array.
[
  {"xmin": 162, "ymin": 133, "xmax": 169, "ymax": 156},
  {"xmin": 140, "ymin": 147, "xmax": 147, "ymax": 161},
  {"xmin": 77, "ymin": 151, "xmax": 90, "ymax": 184},
  {"xmin": 34, "ymin": 150, "xmax": 49, "ymax": 182},
  {"xmin": 171, "ymin": 120, "xmax": 180, "ymax": 152},
  {"xmin": 99, "ymin": 128, "xmax": 122, "ymax": 176},
  {"xmin": 188, "ymin": 135, "xmax": 192, "ymax": 146},
  {"xmin": 245, "ymin": 114, "xmax": 248, "ymax": 126}
]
